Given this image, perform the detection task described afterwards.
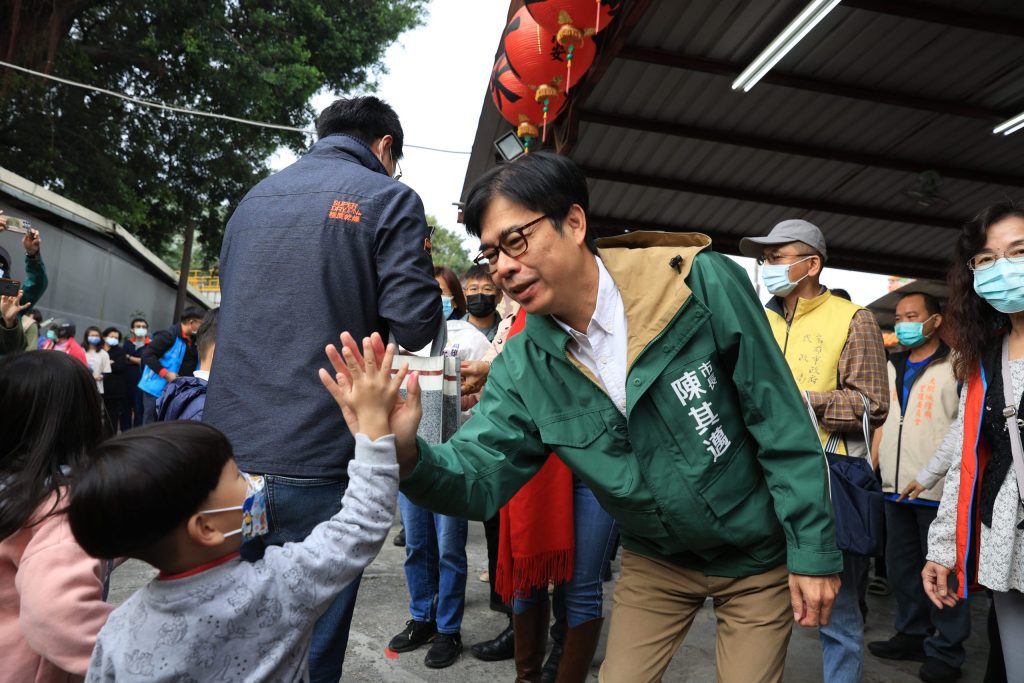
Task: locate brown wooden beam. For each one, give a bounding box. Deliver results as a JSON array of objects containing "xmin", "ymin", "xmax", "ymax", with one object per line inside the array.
[
  {"xmin": 581, "ymin": 165, "xmax": 965, "ymax": 230},
  {"xmin": 843, "ymin": 0, "xmax": 1024, "ymax": 37},
  {"xmin": 618, "ymin": 47, "xmax": 1008, "ymax": 122},
  {"xmin": 577, "ymin": 109, "xmax": 1024, "ymax": 188},
  {"xmin": 588, "ymin": 215, "xmax": 950, "ymax": 279}
]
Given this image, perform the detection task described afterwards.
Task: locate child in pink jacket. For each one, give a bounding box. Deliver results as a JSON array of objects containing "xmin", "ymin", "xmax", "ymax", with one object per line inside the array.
[{"xmin": 0, "ymin": 351, "xmax": 112, "ymax": 681}]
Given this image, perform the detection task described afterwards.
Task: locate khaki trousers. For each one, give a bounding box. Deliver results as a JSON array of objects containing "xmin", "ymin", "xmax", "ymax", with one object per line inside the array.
[{"xmin": 599, "ymin": 550, "xmax": 792, "ymax": 683}]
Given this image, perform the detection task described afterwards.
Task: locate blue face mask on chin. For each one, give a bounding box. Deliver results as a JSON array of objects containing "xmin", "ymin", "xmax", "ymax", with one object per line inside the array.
[
  {"xmin": 974, "ymin": 258, "xmax": 1024, "ymax": 314},
  {"xmin": 761, "ymin": 257, "xmax": 812, "ymax": 297}
]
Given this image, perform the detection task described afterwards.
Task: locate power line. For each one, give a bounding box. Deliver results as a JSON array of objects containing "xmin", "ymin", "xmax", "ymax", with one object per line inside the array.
[{"xmin": 0, "ymin": 59, "xmax": 472, "ymax": 155}]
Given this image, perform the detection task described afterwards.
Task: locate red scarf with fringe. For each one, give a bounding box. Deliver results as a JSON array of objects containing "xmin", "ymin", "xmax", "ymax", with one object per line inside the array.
[{"xmin": 494, "ymin": 309, "xmax": 575, "ymax": 603}]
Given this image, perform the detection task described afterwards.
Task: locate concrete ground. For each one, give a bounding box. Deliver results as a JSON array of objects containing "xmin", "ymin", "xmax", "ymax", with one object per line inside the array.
[{"xmin": 111, "ymin": 519, "xmax": 992, "ymax": 682}]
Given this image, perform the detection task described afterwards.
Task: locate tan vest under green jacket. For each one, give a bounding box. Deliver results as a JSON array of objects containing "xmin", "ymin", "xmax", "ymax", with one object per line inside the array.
[{"xmin": 878, "ymin": 350, "xmax": 958, "ymax": 502}]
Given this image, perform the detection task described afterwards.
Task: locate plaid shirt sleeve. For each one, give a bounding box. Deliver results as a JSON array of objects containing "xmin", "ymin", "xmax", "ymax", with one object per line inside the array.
[{"xmin": 805, "ymin": 309, "xmax": 890, "ymax": 433}]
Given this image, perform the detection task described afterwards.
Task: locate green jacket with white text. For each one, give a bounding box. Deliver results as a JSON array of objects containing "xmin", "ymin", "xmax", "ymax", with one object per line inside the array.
[{"xmin": 401, "ymin": 232, "xmax": 842, "ymax": 577}]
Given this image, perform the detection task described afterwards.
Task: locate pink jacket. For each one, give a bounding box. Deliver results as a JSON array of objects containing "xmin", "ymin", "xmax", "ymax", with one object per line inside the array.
[{"xmin": 0, "ymin": 494, "xmax": 112, "ymax": 682}]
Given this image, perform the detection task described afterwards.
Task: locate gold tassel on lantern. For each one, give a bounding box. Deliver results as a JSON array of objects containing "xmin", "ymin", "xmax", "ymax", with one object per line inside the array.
[
  {"xmin": 517, "ymin": 120, "xmax": 539, "ymax": 154},
  {"xmin": 534, "ymin": 84, "xmax": 559, "ymax": 143}
]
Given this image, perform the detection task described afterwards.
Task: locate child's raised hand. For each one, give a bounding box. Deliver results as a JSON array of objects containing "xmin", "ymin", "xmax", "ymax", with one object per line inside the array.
[{"xmin": 320, "ymin": 334, "xmax": 409, "ymax": 441}]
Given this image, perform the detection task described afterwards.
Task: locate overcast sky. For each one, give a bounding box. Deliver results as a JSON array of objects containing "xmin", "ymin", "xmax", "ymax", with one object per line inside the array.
[{"xmin": 270, "ymin": 0, "xmax": 894, "ymax": 309}]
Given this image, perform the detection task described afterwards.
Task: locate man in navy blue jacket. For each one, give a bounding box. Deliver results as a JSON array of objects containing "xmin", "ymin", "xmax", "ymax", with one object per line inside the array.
[{"xmin": 204, "ymin": 96, "xmax": 442, "ymax": 681}]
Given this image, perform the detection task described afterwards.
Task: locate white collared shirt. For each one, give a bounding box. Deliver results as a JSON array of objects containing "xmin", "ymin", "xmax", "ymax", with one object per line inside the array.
[{"xmin": 553, "ymin": 257, "xmax": 629, "ymax": 414}]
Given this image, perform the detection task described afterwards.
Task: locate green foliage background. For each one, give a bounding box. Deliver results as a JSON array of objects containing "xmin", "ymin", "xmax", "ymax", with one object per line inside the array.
[
  {"xmin": 427, "ymin": 214, "xmax": 473, "ymax": 275},
  {"xmin": 0, "ymin": 0, "xmax": 428, "ymax": 266}
]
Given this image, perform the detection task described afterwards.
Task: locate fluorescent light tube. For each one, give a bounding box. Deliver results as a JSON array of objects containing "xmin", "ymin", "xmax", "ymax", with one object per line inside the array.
[
  {"xmin": 732, "ymin": 0, "xmax": 843, "ymax": 92},
  {"xmin": 995, "ymin": 112, "xmax": 1024, "ymax": 136}
]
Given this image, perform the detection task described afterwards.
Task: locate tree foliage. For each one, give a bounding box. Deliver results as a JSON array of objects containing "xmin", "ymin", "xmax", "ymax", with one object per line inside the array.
[
  {"xmin": 0, "ymin": 0, "xmax": 427, "ymax": 265},
  {"xmin": 427, "ymin": 215, "xmax": 473, "ymax": 275}
]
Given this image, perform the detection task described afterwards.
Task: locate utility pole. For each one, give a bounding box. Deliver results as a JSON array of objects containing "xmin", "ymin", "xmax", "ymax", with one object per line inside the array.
[{"xmin": 174, "ymin": 225, "xmax": 195, "ymax": 322}]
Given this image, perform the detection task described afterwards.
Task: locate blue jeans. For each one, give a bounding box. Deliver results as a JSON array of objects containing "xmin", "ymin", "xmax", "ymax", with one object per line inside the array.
[
  {"xmin": 884, "ymin": 500, "xmax": 970, "ymax": 667},
  {"xmin": 399, "ymin": 493, "xmax": 468, "ymax": 634},
  {"xmin": 241, "ymin": 474, "xmax": 362, "ymax": 683},
  {"xmin": 141, "ymin": 391, "xmax": 158, "ymax": 424},
  {"xmin": 514, "ymin": 478, "xmax": 618, "ymax": 627},
  {"xmin": 132, "ymin": 383, "xmax": 145, "ymax": 427},
  {"xmin": 820, "ymin": 552, "xmax": 868, "ymax": 683}
]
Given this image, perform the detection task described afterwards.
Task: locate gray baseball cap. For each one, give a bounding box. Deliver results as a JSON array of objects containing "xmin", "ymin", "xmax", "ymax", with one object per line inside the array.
[{"xmin": 739, "ymin": 219, "xmax": 828, "ymax": 261}]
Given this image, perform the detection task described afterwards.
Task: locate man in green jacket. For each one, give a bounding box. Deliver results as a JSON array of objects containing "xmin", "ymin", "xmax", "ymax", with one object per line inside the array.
[
  {"xmin": 0, "ymin": 221, "xmax": 47, "ymax": 355},
  {"xmin": 334, "ymin": 153, "xmax": 841, "ymax": 682}
]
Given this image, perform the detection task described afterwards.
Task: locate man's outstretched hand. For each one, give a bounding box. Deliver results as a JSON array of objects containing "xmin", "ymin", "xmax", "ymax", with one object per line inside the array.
[{"xmin": 323, "ymin": 331, "xmax": 424, "ymax": 478}]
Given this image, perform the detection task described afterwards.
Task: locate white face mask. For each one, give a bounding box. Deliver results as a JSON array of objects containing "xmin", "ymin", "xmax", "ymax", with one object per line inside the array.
[
  {"xmin": 133, "ymin": 327, "xmax": 148, "ymax": 337},
  {"xmin": 199, "ymin": 474, "xmax": 268, "ymax": 542}
]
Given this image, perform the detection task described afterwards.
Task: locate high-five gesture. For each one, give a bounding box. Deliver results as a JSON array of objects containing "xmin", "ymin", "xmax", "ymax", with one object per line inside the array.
[
  {"xmin": 320, "ymin": 334, "xmax": 411, "ymax": 442},
  {"xmin": 322, "ymin": 331, "xmax": 424, "ymax": 477}
]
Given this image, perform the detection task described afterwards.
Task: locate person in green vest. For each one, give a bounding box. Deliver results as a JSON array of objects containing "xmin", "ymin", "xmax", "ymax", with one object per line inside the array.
[
  {"xmin": 331, "ymin": 152, "xmax": 842, "ymax": 683},
  {"xmin": 741, "ymin": 220, "xmax": 889, "ymax": 683}
]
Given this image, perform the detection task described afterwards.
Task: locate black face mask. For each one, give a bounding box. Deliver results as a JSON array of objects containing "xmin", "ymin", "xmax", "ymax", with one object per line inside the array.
[{"xmin": 466, "ymin": 294, "xmax": 498, "ymax": 318}]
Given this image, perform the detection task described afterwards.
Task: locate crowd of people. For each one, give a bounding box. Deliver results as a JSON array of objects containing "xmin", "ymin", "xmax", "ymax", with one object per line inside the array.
[{"xmin": 1, "ymin": 94, "xmax": 1023, "ymax": 683}]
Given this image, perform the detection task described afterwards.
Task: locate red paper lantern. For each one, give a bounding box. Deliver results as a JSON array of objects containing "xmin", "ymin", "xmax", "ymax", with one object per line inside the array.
[
  {"xmin": 525, "ymin": 0, "xmax": 622, "ymax": 41},
  {"xmin": 503, "ymin": 7, "xmax": 596, "ymax": 93},
  {"xmin": 490, "ymin": 52, "xmax": 567, "ymax": 152}
]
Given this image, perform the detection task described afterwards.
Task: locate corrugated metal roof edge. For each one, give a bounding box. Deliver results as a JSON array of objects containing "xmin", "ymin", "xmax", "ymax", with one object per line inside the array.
[{"xmin": 0, "ymin": 166, "xmax": 214, "ymax": 309}]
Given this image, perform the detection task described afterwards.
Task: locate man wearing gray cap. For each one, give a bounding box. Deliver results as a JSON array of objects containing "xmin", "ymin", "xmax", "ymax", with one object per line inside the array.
[{"xmin": 741, "ymin": 219, "xmax": 888, "ymax": 683}]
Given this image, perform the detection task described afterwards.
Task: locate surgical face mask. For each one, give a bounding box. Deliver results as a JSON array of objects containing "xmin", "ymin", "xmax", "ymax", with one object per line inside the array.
[
  {"xmin": 200, "ymin": 473, "xmax": 269, "ymax": 543},
  {"xmin": 441, "ymin": 295, "xmax": 454, "ymax": 319},
  {"xmin": 133, "ymin": 327, "xmax": 147, "ymax": 337},
  {"xmin": 466, "ymin": 293, "xmax": 497, "ymax": 318},
  {"xmin": 105, "ymin": 337, "xmax": 120, "ymax": 347},
  {"xmin": 894, "ymin": 315, "xmax": 936, "ymax": 348},
  {"xmin": 46, "ymin": 329, "xmax": 57, "ymax": 341},
  {"xmin": 87, "ymin": 335, "xmax": 102, "ymax": 346},
  {"xmin": 761, "ymin": 256, "xmax": 813, "ymax": 297},
  {"xmin": 974, "ymin": 258, "xmax": 1024, "ymax": 314}
]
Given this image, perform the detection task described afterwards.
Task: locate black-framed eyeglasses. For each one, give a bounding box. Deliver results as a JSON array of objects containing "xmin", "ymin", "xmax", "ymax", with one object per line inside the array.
[
  {"xmin": 756, "ymin": 252, "xmax": 817, "ymax": 266},
  {"xmin": 473, "ymin": 215, "xmax": 549, "ymax": 273}
]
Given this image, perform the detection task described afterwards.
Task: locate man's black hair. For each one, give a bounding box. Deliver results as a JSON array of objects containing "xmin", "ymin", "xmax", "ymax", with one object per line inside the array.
[
  {"xmin": 181, "ymin": 307, "xmax": 205, "ymax": 323},
  {"xmin": 197, "ymin": 308, "xmax": 219, "ymax": 360},
  {"xmin": 899, "ymin": 291, "xmax": 942, "ymax": 317},
  {"xmin": 69, "ymin": 422, "xmax": 233, "ymax": 561},
  {"xmin": 463, "ymin": 151, "xmax": 596, "ymax": 254},
  {"xmin": 315, "ymin": 96, "xmax": 405, "ymax": 160},
  {"xmin": 130, "ymin": 317, "xmax": 148, "ymax": 328},
  {"xmin": 462, "ymin": 264, "xmax": 494, "ymax": 283}
]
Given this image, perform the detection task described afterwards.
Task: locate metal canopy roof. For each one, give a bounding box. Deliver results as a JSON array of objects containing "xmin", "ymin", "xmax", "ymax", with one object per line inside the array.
[{"xmin": 461, "ymin": 0, "xmax": 1024, "ymax": 279}]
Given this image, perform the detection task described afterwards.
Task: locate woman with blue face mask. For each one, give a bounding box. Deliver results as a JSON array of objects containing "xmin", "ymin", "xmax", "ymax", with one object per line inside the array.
[
  {"xmin": 434, "ymin": 265, "xmax": 467, "ymax": 321},
  {"xmin": 82, "ymin": 326, "xmax": 111, "ymax": 397},
  {"xmin": 922, "ymin": 202, "xmax": 1024, "ymax": 681}
]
